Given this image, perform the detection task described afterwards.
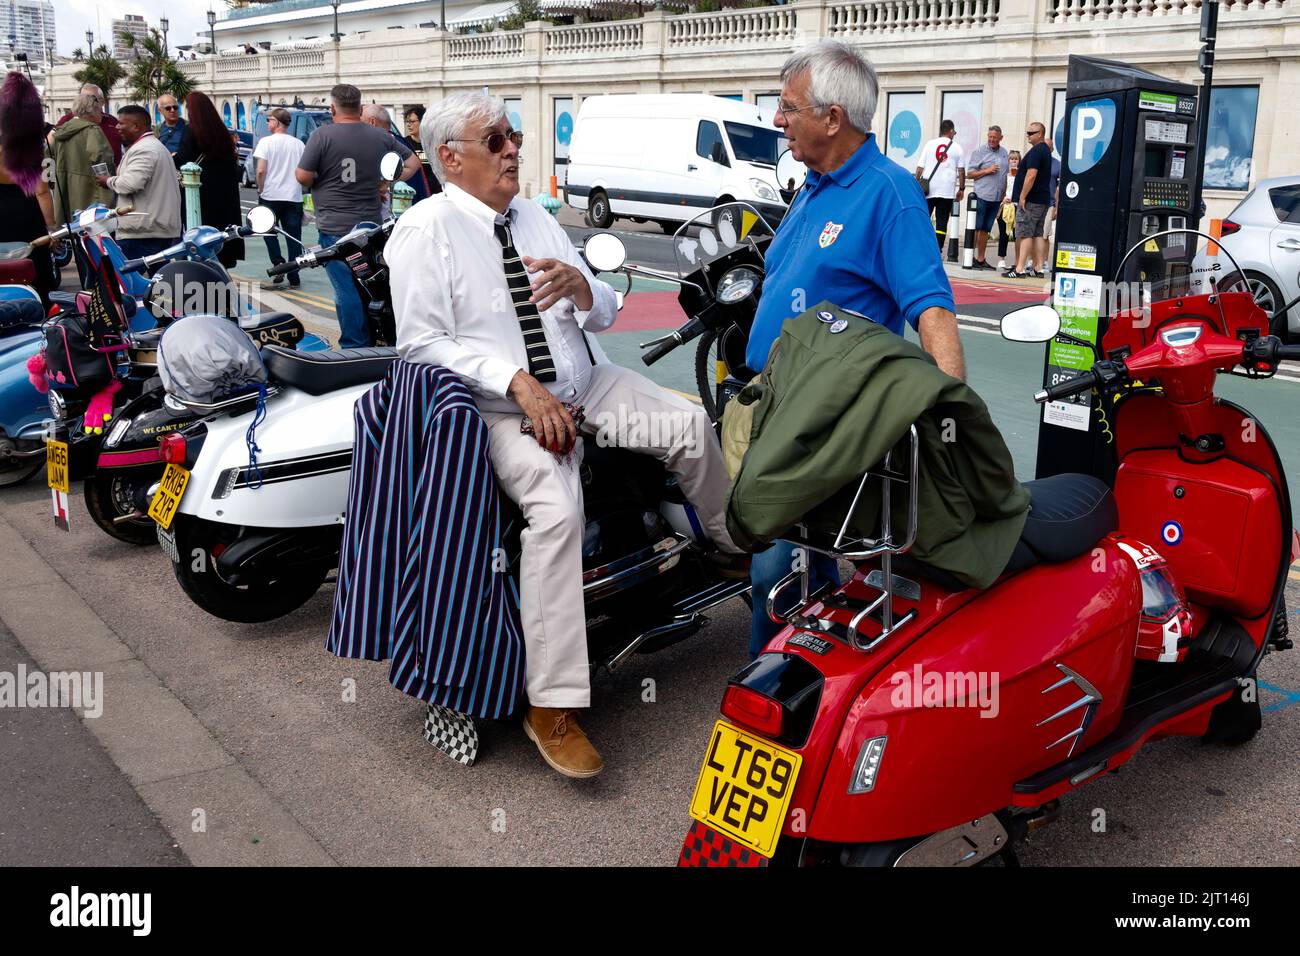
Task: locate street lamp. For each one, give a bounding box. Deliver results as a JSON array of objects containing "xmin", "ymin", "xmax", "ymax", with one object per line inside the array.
[
  {"xmin": 331, "ymin": 0, "xmax": 342, "ymax": 43},
  {"xmin": 86, "ymin": 30, "xmax": 94, "ymax": 54},
  {"xmin": 207, "ymin": 8, "xmax": 216, "ymax": 57},
  {"xmin": 160, "ymin": 15, "xmax": 169, "ymax": 56}
]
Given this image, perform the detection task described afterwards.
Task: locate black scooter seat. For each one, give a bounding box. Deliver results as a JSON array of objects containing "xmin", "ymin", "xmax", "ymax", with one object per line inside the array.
[
  {"xmin": 261, "ymin": 344, "xmax": 397, "ymax": 395},
  {"xmin": 897, "ymin": 472, "xmax": 1118, "ymax": 590}
]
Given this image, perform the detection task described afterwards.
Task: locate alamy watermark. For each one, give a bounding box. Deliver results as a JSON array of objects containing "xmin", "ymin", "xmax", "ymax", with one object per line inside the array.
[
  {"xmin": 0, "ymin": 664, "xmax": 103, "ymax": 718},
  {"xmin": 888, "ymin": 665, "xmax": 1000, "ymax": 719}
]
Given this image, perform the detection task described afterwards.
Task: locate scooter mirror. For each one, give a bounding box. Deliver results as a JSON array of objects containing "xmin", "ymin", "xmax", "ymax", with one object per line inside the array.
[
  {"xmin": 776, "ymin": 148, "xmax": 807, "ymax": 193},
  {"xmin": 585, "ymin": 232, "xmax": 627, "ymax": 273},
  {"xmin": 246, "ymin": 206, "xmax": 277, "ymax": 235},
  {"xmin": 379, "ymin": 150, "xmax": 402, "ymax": 182},
  {"xmin": 1001, "ymin": 305, "xmax": 1061, "ymax": 343}
]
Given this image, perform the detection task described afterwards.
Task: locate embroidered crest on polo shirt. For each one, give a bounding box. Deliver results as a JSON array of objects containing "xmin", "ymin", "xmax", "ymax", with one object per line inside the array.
[{"xmin": 819, "ymin": 221, "xmax": 843, "ymax": 248}]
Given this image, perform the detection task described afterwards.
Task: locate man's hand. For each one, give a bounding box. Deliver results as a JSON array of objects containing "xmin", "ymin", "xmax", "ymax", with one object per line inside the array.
[
  {"xmin": 508, "ymin": 370, "xmax": 577, "ymax": 454},
  {"xmin": 522, "ymin": 256, "xmax": 592, "ymax": 312},
  {"xmin": 95, "ymin": 174, "xmax": 109, "ymax": 187}
]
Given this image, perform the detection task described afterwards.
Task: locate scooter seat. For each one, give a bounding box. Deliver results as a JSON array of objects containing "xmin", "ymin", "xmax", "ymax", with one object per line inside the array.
[
  {"xmin": 239, "ymin": 312, "xmax": 306, "ymax": 348},
  {"xmin": 49, "ymin": 290, "xmax": 79, "ymax": 312},
  {"xmin": 261, "ymin": 344, "xmax": 397, "ymax": 395},
  {"xmin": 896, "ymin": 472, "xmax": 1118, "ymax": 590}
]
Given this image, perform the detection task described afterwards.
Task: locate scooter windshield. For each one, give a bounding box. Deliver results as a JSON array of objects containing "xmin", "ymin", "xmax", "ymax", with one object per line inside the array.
[
  {"xmin": 672, "ymin": 203, "xmax": 774, "ymax": 296},
  {"xmin": 1113, "ymin": 228, "xmax": 1252, "ymax": 320}
]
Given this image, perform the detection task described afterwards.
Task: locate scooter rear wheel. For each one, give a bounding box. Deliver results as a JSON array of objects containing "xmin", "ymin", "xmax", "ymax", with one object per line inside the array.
[
  {"xmin": 84, "ymin": 474, "xmax": 158, "ymax": 546},
  {"xmin": 0, "ymin": 457, "xmax": 43, "ymax": 487},
  {"xmin": 169, "ymin": 520, "xmax": 330, "ymax": 623}
]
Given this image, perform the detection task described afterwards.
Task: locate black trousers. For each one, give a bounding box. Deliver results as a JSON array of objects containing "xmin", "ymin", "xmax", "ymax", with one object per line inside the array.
[{"xmin": 926, "ymin": 197, "xmax": 953, "ymax": 251}]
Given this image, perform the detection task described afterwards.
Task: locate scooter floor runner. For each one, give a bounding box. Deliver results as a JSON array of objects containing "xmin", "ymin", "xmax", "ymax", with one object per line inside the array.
[{"xmin": 1015, "ymin": 614, "xmax": 1255, "ymax": 795}]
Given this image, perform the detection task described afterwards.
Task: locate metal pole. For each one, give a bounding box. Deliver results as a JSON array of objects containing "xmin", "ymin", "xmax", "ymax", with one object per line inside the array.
[
  {"xmin": 441, "ymin": 0, "xmax": 446, "ymax": 31},
  {"xmin": 1192, "ymin": 0, "xmax": 1219, "ymax": 232}
]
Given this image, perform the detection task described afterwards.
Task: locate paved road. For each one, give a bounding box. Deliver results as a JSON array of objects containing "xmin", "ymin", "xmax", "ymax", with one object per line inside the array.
[{"xmin": 3, "ymin": 196, "xmax": 1297, "ymax": 866}]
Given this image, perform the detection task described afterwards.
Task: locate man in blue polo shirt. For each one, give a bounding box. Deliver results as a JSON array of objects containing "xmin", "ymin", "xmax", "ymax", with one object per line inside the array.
[{"xmin": 744, "ymin": 39, "xmax": 965, "ymax": 658}]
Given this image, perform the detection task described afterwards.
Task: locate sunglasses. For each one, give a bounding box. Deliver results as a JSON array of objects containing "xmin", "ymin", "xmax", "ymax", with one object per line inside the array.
[
  {"xmin": 1026, "ymin": 129, "xmax": 1042, "ymax": 137},
  {"xmin": 445, "ymin": 129, "xmax": 524, "ymax": 154},
  {"xmin": 162, "ymin": 105, "xmax": 179, "ymax": 111}
]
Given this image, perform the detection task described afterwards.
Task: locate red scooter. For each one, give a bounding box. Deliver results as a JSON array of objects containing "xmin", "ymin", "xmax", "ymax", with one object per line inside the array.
[{"xmin": 678, "ymin": 230, "xmax": 1298, "ymax": 867}]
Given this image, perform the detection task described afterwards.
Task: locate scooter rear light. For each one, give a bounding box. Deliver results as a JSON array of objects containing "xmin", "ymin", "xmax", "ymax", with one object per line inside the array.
[
  {"xmin": 721, "ymin": 685, "xmax": 783, "ymax": 738},
  {"xmin": 159, "ymin": 432, "xmax": 187, "ymax": 465},
  {"xmin": 1219, "ymin": 219, "xmax": 1242, "ymax": 237}
]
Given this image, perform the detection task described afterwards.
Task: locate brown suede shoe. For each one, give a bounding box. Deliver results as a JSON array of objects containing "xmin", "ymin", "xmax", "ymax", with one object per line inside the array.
[
  {"xmin": 523, "ymin": 707, "xmax": 604, "ymax": 779},
  {"xmin": 707, "ymin": 549, "xmax": 753, "ymax": 580}
]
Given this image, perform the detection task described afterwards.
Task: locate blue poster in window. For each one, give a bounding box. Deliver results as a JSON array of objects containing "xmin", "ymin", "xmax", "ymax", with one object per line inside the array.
[
  {"xmin": 886, "ymin": 92, "xmax": 925, "ymax": 168},
  {"xmin": 1204, "ymin": 86, "xmax": 1259, "ymax": 191}
]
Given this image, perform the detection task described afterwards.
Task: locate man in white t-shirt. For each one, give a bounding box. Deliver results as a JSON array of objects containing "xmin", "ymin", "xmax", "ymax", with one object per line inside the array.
[
  {"xmin": 253, "ymin": 108, "xmax": 307, "ymax": 287},
  {"xmin": 915, "ymin": 119, "xmax": 966, "ymax": 252}
]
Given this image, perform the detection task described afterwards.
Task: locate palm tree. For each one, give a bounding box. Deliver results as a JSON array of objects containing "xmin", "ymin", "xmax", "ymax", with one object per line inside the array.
[
  {"xmin": 70, "ymin": 47, "xmax": 84, "ymax": 62},
  {"xmin": 124, "ymin": 29, "xmax": 198, "ymax": 104},
  {"xmin": 73, "ymin": 46, "xmax": 126, "ymax": 107}
]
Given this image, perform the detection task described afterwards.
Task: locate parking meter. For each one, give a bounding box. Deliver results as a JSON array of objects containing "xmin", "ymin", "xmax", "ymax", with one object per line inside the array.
[{"xmin": 1036, "ymin": 55, "xmax": 1202, "ymax": 480}]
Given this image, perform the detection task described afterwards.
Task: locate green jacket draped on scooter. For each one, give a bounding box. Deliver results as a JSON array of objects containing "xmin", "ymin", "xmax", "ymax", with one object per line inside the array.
[{"xmin": 724, "ymin": 302, "xmax": 1031, "ymax": 589}]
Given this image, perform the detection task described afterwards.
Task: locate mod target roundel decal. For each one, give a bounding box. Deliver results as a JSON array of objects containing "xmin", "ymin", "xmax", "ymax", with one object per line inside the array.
[{"xmin": 1161, "ymin": 521, "xmax": 1183, "ymax": 546}]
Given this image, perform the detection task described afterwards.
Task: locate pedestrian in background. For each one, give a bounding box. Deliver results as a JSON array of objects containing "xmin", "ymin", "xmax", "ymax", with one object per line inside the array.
[
  {"xmin": 98, "ymin": 105, "xmax": 180, "ymax": 260},
  {"xmin": 1005, "ymin": 122, "xmax": 1051, "ymax": 279},
  {"xmin": 174, "ymin": 92, "xmax": 245, "ymax": 269},
  {"xmin": 296, "ymin": 84, "xmax": 419, "ymax": 347},
  {"xmin": 1047, "ymin": 144, "xmax": 1062, "ymax": 248},
  {"xmin": 996, "ymin": 149, "xmax": 1019, "ymax": 270},
  {"xmin": 965, "ymin": 125, "xmax": 1008, "ymax": 270},
  {"xmin": 361, "ymin": 104, "xmax": 426, "ymax": 215},
  {"xmin": 53, "ymin": 83, "xmax": 122, "ymax": 164},
  {"xmin": 254, "ymin": 107, "xmax": 305, "ymax": 287},
  {"xmin": 0, "ymin": 71, "xmax": 58, "ymax": 305},
  {"xmin": 154, "ymin": 93, "xmax": 187, "ymax": 161},
  {"xmin": 916, "ymin": 118, "xmax": 965, "ymax": 252},
  {"xmin": 402, "ymin": 105, "xmax": 441, "ymax": 196},
  {"xmin": 50, "ymin": 86, "xmax": 115, "ymax": 224}
]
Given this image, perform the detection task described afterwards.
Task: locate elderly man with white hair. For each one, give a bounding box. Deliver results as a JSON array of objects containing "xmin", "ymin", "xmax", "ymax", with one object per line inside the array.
[
  {"xmin": 744, "ymin": 39, "xmax": 966, "ymax": 659},
  {"xmin": 385, "ymin": 91, "xmax": 749, "ymax": 779}
]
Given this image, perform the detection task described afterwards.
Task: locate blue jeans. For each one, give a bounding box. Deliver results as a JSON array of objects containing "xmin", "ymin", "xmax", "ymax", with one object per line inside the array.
[
  {"xmin": 261, "ymin": 199, "xmax": 304, "ymax": 285},
  {"xmin": 749, "ymin": 541, "xmax": 840, "ymax": 658},
  {"xmin": 116, "ymin": 237, "xmax": 176, "ymax": 260},
  {"xmin": 974, "ymin": 197, "xmax": 1000, "ymax": 234},
  {"xmin": 316, "ymin": 229, "xmax": 369, "ymax": 349}
]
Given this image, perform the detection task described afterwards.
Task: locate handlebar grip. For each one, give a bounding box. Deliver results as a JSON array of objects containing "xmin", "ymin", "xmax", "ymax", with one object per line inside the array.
[
  {"xmin": 236, "ymin": 225, "xmax": 253, "ymax": 238},
  {"xmin": 114, "ymin": 204, "xmax": 134, "ymax": 216},
  {"xmin": 266, "ymin": 260, "xmax": 298, "ymax": 278},
  {"xmin": 642, "ymin": 337, "xmax": 678, "ymax": 367},
  {"xmin": 1277, "ymin": 345, "xmax": 1300, "ymax": 362},
  {"xmin": 120, "ymin": 257, "xmax": 147, "ymax": 275},
  {"xmin": 1035, "ymin": 370, "xmax": 1098, "ymax": 404}
]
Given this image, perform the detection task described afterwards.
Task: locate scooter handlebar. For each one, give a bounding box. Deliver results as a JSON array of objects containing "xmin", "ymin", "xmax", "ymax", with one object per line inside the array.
[
  {"xmin": 642, "ymin": 316, "xmax": 706, "ymax": 366},
  {"xmin": 1035, "ymin": 369, "xmax": 1099, "ymax": 404},
  {"xmin": 119, "ymin": 257, "xmax": 147, "ymax": 275}
]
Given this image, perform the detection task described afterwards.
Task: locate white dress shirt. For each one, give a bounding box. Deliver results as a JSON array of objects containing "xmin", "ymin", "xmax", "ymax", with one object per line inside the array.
[{"xmin": 385, "ymin": 182, "xmax": 619, "ymax": 413}]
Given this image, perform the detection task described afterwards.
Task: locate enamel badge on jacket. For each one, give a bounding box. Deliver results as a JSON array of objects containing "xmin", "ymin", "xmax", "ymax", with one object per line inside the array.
[{"xmin": 819, "ymin": 221, "xmax": 843, "ymax": 248}]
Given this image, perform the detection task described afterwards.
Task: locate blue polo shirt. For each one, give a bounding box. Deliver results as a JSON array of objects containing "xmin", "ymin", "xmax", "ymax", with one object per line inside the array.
[{"xmin": 746, "ymin": 133, "xmax": 955, "ymax": 371}]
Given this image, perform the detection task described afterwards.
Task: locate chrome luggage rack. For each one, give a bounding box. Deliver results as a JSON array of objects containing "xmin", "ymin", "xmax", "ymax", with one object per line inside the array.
[{"xmin": 766, "ymin": 425, "xmax": 920, "ymax": 651}]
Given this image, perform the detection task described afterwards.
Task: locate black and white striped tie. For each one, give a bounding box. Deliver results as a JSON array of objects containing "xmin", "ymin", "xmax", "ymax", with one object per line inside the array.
[{"xmin": 494, "ymin": 220, "xmax": 556, "ymax": 383}]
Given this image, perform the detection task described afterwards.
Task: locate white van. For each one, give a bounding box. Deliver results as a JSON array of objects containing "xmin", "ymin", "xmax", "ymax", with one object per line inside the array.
[{"xmin": 564, "ymin": 94, "xmax": 789, "ymax": 232}]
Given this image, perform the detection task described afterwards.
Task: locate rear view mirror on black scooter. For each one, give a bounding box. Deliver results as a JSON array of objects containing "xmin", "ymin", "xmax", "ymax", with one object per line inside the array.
[
  {"xmin": 1001, "ymin": 305, "xmax": 1061, "ymax": 343},
  {"xmin": 584, "ymin": 232, "xmax": 627, "ymax": 273},
  {"xmin": 776, "ymin": 148, "xmax": 807, "ymax": 198},
  {"xmin": 379, "ymin": 150, "xmax": 402, "ymax": 183}
]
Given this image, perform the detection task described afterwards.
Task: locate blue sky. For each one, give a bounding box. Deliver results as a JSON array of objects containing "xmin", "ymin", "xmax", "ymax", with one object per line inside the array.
[{"xmin": 53, "ymin": 0, "xmax": 215, "ymax": 55}]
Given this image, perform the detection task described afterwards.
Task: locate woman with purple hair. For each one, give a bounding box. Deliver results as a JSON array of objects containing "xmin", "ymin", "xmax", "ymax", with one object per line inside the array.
[{"xmin": 0, "ymin": 71, "xmax": 57, "ymax": 304}]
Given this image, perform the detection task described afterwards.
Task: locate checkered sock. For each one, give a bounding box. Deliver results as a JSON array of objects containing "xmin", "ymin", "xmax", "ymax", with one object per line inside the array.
[{"xmin": 423, "ymin": 703, "xmax": 479, "ymax": 766}]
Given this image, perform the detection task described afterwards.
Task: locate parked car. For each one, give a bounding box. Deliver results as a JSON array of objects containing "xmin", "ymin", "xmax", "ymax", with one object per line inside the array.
[
  {"xmin": 230, "ymin": 128, "xmax": 254, "ymax": 186},
  {"xmin": 242, "ymin": 104, "xmax": 332, "ymax": 191},
  {"xmin": 564, "ymin": 94, "xmax": 789, "ymax": 233},
  {"xmin": 1208, "ymin": 176, "xmax": 1300, "ymax": 340}
]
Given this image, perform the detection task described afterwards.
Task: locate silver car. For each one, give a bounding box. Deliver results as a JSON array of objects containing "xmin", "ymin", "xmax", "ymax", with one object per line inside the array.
[{"xmin": 1215, "ymin": 176, "xmax": 1300, "ymax": 340}]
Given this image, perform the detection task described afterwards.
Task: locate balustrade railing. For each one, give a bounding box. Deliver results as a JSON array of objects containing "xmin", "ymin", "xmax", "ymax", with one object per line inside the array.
[
  {"xmin": 666, "ymin": 7, "xmax": 797, "ymax": 46},
  {"xmin": 828, "ymin": 0, "xmax": 1000, "ymax": 34},
  {"xmin": 546, "ymin": 21, "xmax": 644, "ymax": 55}
]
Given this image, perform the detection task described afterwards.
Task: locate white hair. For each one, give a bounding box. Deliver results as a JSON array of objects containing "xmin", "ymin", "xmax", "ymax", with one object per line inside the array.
[
  {"xmin": 362, "ymin": 103, "xmax": 391, "ymax": 126},
  {"xmin": 73, "ymin": 88, "xmax": 104, "ymax": 118},
  {"xmin": 420, "ymin": 91, "xmax": 507, "ymax": 185},
  {"xmin": 780, "ymin": 39, "xmax": 878, "ymax": 135}
]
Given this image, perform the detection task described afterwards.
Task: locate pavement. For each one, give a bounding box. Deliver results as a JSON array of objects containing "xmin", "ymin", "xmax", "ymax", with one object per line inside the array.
[{"xmin": 3, "ymin": 198, "xmax": 1299, "ymax": 866}]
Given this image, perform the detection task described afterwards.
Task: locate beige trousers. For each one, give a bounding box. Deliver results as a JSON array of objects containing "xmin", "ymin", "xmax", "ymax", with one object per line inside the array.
[{"xmin": 481, "ymin": 363, "xmax": 737, "ymax": 708}]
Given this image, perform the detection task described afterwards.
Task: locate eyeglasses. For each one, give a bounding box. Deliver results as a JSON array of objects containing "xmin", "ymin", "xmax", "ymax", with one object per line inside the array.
[
  {"xmin": 777, "ymin": 101, "xmax": 818, "ymax": 122},
  {"xmin": 445, "ymin": 129, "xmax": 524, "ymax": 153},
  {"xmin": 1026, "ymin": 129, "xmax": 1042, "ymax": 137},
  {"xmin": 162, "ymin": 105, "xmax": 179, "ymax": 112}
]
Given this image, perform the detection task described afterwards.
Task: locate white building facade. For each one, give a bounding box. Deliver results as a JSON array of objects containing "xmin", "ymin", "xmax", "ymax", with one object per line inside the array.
[{"xmin": 48, "ymin": 0, "xmax": 1298, "ymax": 222}]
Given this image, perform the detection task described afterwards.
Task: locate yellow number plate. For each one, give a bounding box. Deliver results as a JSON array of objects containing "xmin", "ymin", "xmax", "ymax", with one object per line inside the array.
[
  {"xmin": 688, "ymin": 720, "xmax": 802, "ymax": 858},
  {"xmin": 147, "ymin": 463, "xmax": 190, "ymax": 530},
  {"xmin": 46, "ymin": 439, "xmax": 69, "ymax": 493}
]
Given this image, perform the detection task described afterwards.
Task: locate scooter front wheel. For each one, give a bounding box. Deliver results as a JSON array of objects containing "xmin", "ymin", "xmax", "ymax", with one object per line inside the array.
[{"xmin": 169, "ymin": 520, "xmax": 330, "ymax": 623}]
